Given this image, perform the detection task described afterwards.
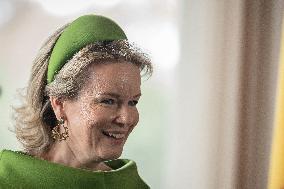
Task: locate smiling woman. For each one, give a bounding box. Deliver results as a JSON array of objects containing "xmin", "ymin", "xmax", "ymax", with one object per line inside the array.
[
  {"xmin": 46, "ymin": 62, "xmax": 142, "ymax": 168},
  {"xmin": 0, "ymin": 14, "xmax": 152, "ymax": 189}
]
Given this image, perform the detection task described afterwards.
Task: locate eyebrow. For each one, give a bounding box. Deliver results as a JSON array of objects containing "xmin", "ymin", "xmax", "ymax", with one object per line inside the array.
[{"xmin": 98, "ymin": 92, "xmax": 142, "ymax": 98}]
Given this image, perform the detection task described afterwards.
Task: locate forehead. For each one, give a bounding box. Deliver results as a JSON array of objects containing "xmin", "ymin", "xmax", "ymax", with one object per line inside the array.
[{"xmin": 82, "ymin": 61, "xmax": 141, "ymax": 96}]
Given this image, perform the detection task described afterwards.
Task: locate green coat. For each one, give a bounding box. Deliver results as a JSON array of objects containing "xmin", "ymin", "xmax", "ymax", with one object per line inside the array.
[{"xmin": 0, "ymin": 150, "xmax": 149, "ymax": 189}]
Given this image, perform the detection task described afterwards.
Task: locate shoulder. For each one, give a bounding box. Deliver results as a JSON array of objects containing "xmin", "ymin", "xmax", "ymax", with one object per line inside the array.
[
  {"xmin": 0, "ymin": 149, "xmax": 3, "ymax": 160},
  {"xmin": 0, "ymin": 149, "xmax": 9, "ymax": 161},
  {"xmin": 0, "ymin": 177, "xmax": 18, "ymax": 189},
  {"xmin": 0, "ymin": 149, "xmax": 24, "ymax": 160},
  {"xmin": 0, "ymin": 150, "xmax": 18, "ymax": 188},
  {"xmin": 0, "ymin": 149, "xmax": 7, "ymax": 157}
]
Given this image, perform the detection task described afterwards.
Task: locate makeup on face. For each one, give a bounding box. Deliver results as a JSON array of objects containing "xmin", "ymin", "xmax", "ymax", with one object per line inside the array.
[{"xmin": 63, "ymin": 61, "xmax": 142, "ymax": 162}]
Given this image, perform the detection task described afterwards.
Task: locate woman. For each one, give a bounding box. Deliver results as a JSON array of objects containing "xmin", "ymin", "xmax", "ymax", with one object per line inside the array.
[{"xmin": 0, "ymin": 14, "xmax": 152, "ymax": 189}]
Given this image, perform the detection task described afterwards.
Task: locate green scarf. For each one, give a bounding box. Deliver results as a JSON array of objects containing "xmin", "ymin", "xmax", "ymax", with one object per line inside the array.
[{"xmin": 0, "ymin": 150, "xmax": 149, "ymax": 189}]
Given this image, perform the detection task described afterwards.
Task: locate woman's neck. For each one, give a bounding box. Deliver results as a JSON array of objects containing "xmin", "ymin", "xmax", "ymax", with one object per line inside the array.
[{"xmin": 37, "ymin": 142, "xmax": 112, "ymax": 171}]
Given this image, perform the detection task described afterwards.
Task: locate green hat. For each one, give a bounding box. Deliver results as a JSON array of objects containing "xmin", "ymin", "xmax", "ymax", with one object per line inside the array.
[{"xmin": 47, "ymin": 14, "xmax": 127, "ymax": 83}]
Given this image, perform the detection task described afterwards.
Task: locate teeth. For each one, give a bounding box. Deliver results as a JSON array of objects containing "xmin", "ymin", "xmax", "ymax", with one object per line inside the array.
[{"xmin": 105, "ymin": 132, "xmax": 125, "ymax": 139}]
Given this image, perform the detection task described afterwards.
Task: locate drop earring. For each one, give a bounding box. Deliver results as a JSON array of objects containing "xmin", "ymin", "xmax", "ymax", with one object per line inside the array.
[{"xmin": 51, "ymin": 117, "xmax": 69, "ymax": 141}]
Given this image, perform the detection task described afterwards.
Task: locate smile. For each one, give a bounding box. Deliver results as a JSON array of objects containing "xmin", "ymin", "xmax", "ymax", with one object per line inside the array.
[{"xmin": 102, "ymin": 131, "xmax": 126, "ymax": 139}]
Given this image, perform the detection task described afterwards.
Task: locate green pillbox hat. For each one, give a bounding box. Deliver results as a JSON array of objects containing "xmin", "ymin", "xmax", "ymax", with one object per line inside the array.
[{"xmin": 47, "ymin": 14, "xmax": 127, "ymax": 83}]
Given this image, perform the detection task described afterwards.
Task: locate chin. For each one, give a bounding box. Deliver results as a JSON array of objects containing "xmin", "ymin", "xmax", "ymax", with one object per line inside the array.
[{"xmin": 100, "ymin": 148, "xmax": 123, "ymax": 161}]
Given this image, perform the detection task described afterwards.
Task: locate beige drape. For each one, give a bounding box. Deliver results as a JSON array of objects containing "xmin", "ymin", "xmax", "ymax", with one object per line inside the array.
[
  {"xmin": 236, "ymin": 1, "xmax": 283, "ymax": 188},
  {"xmin": 165, "ymin": 0, "xmax": 284, "ymax": 188}
]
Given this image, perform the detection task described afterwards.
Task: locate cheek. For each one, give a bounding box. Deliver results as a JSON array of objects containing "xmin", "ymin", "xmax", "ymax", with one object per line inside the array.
[
  {"xmin": 81, "ymin": 104, "xmax": 115, "ymax": 129},
  {"xmin": 132, "ymin": 108, "xmax": 140, "ymax": 127},
  {"xmin": 127, "ymin": 110, "xmax": 139, "ymax": 136}
]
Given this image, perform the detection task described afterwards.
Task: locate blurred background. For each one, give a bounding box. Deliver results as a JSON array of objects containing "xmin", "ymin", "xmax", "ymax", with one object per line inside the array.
[{"xmin": 0, "ymin": 0, "xmax": 284, "ymax": 188}]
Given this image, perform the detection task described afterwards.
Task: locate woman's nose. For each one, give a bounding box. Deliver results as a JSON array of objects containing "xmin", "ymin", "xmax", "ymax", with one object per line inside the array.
[{"xmin": 114, "ymin": 106, "xmax": 138, "ymax": 127}]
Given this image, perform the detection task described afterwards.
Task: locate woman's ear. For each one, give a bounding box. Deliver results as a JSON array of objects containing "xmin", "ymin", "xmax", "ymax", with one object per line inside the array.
[{"xmin": 50, "ymin": 96, "xmax": 65, "ymax": 120}]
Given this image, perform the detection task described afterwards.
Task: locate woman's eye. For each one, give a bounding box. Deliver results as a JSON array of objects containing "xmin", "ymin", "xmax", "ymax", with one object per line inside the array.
[
  {"xmin": 101, "ymin": 99, "xmax": 115, "ymax": 105},
  {"xmin": 128, "ymin": 100, "xmax": 138, "ymax": 106}
]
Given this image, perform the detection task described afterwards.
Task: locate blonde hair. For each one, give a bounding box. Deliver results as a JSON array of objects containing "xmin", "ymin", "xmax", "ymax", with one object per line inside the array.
[{"xmin": 14, "ymin": 25, "xmax": 152, "ymax": 155}]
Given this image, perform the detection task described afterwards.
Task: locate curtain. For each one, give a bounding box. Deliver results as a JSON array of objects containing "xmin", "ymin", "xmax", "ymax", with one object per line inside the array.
[{"xmin": 164, "ymin": 0, "xmax": 284, "ymax": 188}]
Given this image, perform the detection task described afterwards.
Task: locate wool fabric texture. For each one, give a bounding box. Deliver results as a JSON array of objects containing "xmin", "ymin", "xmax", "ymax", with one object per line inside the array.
[
  {"xmin": 47, "ymin": 14, "xmax": 127, "ymax": 83},
  {"xmin": 0, "ymin": 150, "xmax": 149, "ymax": 189}
]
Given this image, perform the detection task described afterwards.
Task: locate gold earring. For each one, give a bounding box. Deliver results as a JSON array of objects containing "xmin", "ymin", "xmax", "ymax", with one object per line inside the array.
[{"xmin": 51, "ymin": 117, "xmax": 69, "ymax": 141}]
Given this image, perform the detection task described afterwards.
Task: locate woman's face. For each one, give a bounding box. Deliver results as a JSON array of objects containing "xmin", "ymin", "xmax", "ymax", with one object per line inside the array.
[{"xmin": 62, "ymin": 61, "xmax": 141, "ymax": 162}]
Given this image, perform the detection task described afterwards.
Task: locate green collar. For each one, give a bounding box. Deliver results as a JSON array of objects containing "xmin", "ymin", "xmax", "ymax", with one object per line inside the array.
[{"xmin": 0, "ymin": 150, "xmax": 149, "ymax": 189}]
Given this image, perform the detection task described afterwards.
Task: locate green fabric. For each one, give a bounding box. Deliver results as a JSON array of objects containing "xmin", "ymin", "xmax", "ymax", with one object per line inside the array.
[
  {"xmin": 47, "ymin": 14, "xmax": 127, "ymax": 83},
  {"xmin": 0, "ymin": 150, "xmax": 149, "ymax": 189}
]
